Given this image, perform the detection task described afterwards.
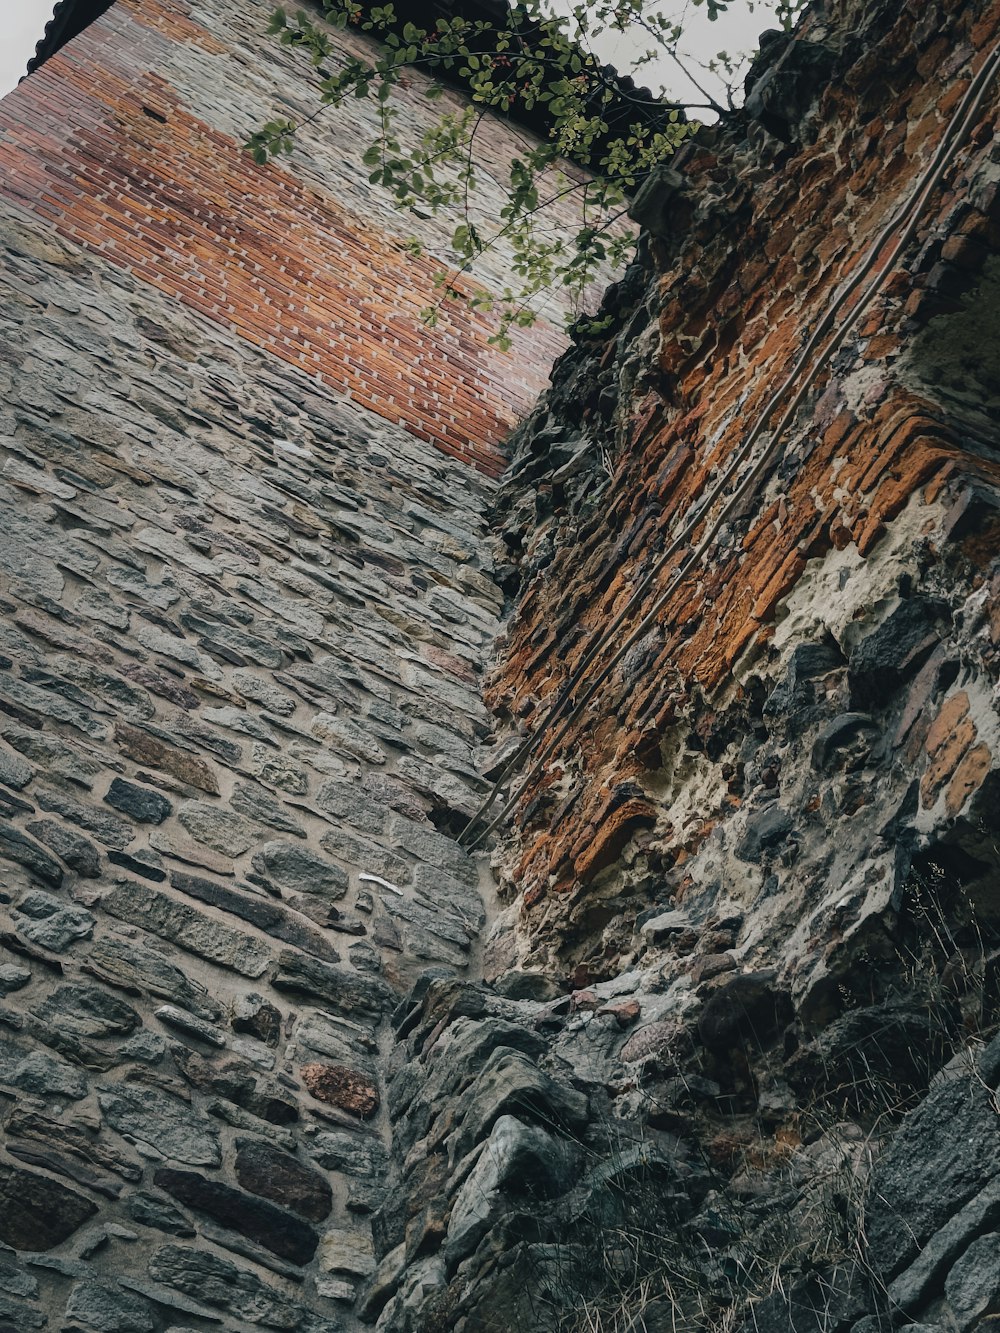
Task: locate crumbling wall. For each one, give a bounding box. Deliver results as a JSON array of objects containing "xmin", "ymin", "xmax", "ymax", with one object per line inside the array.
[
  {"xmin": 484, "ymin": 0, "xmax": 1000, "ymax": 1008},
  {"xmin": 0, "ymin": 0, "xmax": 578, "ymax": 1325},
  {"xmin": 368, "ymin": 0, "xmax": 1000, "ymax": 1329}
]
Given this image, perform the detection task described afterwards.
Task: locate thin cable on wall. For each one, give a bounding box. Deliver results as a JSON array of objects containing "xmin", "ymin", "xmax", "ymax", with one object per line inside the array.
[{"xmin": 459, "ymin": 39, "xmax": 1000, "ymax": 853}]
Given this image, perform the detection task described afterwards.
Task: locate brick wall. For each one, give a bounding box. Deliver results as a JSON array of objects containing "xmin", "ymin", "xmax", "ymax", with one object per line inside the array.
[{"xmin": 0, "ymin": 0, "xmax": 586, "ymax": 475}]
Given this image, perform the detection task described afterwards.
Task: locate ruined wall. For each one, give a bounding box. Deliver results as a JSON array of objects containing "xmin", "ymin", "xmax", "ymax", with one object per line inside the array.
[
  {"xmin": 365, "ymin": 1, "xmax": 1000, "ymax": 1330},
  {"xmin": 485, "ymin": 0, "xmax": 1000, "ymax": 1003}
]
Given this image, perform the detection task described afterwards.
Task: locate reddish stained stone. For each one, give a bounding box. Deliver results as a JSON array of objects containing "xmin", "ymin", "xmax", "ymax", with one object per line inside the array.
[
  {"xmin": 921, "ymin": 709, "xmax": 978, "ymax": 810},
  {"xmin": 619, "ymin": 1019, "xmax": 684, "ymax": 1064},
  {"xmin": 300, "ymin": 1062, "xmax": 379, "ymax": 1119},
  {"xmin": 600, "ymin": 998, "xmax": 641, "ymax": 1027},
  {"xmin": 945, "ymin": 742, "xmax": 992, "ymax": 817}
]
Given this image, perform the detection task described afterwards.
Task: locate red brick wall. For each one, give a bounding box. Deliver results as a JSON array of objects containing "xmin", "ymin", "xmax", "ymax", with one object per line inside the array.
[
  {"xmin": 0, "ymin": 0, "xmax": 573, "ymax": 475},
  {"xmin": 489, "ymin": 0, "xmax": 1000, "ymax": 917}
]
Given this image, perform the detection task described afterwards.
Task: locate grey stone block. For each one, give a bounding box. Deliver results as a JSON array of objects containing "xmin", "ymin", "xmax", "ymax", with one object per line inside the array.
[{"xmin": 945, "ymin": 1232, "xmax": 1000, "ymax": 1331}]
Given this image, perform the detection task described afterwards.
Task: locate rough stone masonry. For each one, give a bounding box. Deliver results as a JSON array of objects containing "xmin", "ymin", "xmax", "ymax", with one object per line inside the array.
[
  {"xmin": 2, "ymin": 0, "xmax": 1000, "ymax": 1330},
  {"xmin": 0, "ymin": 0, "xmax": 586, "ymax": 1326}
]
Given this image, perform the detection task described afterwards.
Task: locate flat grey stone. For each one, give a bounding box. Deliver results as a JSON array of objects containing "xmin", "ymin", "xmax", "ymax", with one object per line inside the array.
[
  {"xmin": 202, "ymin": 706, "xmax": 275, "ymax": 742},
  {"xmin": 319, "ymin": 826, "xmax": 410, "ymax": 885},
  {"xmin": 230, "ymin": 781, "xmax": 305, "ymax": 837},
  {"xmin": 10, "ymin": 1048, "xmax": 87, "ymax": 1098},
  {"xmin": 250, "ymin": 841, "xmax": 348, "ymax": 899},
  {"xmin": 169, "ymin": 870, "xmax": 337, "ymax": 962},
  {"xmin": 0, "ymin": 1293, "xmax": 45, "ymax": 1328},
  {"xmin": 105, "ymin": 777, "xmax": 172, "ymax": 825},
  {"xmin": 315, "ymin": 779, "xmax": 386, "ymax": 835},
  {"xmin": 233, "ymin": 672, "xmax": 297, "ymax": 716},
  {"xmin": 272, "ymin": 948, "xmax": 391, "ymax": 1019},
  {"xmin": 97, "ymin": 1084, "xmax": 221, "ymax": 1167},
  {"xmin": 206, "ymin": 1100, "xmax": 296, "ymax": 1153},
  {"xmin": 125, "ymin": 1192, "xmax": 196, "ymax": 1237},
  {"xmin": 0, "ymin": 965, "xmax": 30, "ymax": 996},
  {"xmin": 0, "ymin": 1161, "xmax": 98, "ymax": 1250},
  {"xmin": 148, "ymin": 1244, "xmax": 340, "ymax": 1332},
  {"xmin": 118, "ymin": 1276, "xmax": 222, "ymax": 1322},
  {"xmin": 945, "ymin": 1232, "xmax": 1000, "ymax": 1331},
  {"xmin": 866, "ymin": 1074, "xmax": 1000, "ymax": 1277},
  {"xmin": 25, "ymin": 819, "xmax": 101, "ymax": 877},
  {"xmin": 35, "ymin": 788, "xmax": 134, "ymax": 849},
  {"xmin": 249, "ymin": 743, "xmax": 307, "ymax": 794},
  {"xmin": 176, "ymin": 801, "xmax": 255, "ymax": 857},
  {"xmin": 0, "ymin": 824, "xmax": 63, "ymax": 887},
  {"xmin": 387, "ymin": 812, "xmax": 478, "ymax": 887},
  {"xmin": 35, "ymin": 984, "xmax": 141, "ymax": 1039},
  {"xmin": 51, "ymin": 657, "xmax": 153, "ymax": 721},
  {"xmin": 0, "ymin": 675, "xmax": 107, "ymax": 739},
  {"xmin": 155, "ymin": 1005, "xmax": 227, "ymax": 1047},
  {"xmin": 14, "ymin": 889, "xmax": 94, "ymax": 951},
  {"xmin": 0, "ymin": 1257, "xmax": 37, "ymax": 1297},
  {"xmin": 411, "ymin": 862, "xmax": 485, "ymax": 928},
  {"xmin": 119, "ymin": 1031, "xmax": 168, "ymax": 1064},
  {"xmin": 888, "ymin": 1176, "xmax": 1000, "ymax": 1312},
  {"xmin": 66, "ymin": 1279, "xmax": 155, "ymax": 1333},
  {"xmin": 0, "ymin": 721, "xmax": 103, "ymax": 788},
  {"xmin": 134, "ymin": 624, "xmax": 220, "ymax": 678},
  {"xmin": 0, "ymin": 745, "xmax": 32, "ymax": 790},
  {"xmin": 87, "ymin": 937, "xmax": 222, "ymax": 1021},
  {"xmin": 152, "ymin": 1167, "xmax": 319, "ymax": 1265},
  {"xmin": 310, "ymin": 1129, "xmax": 388, "ymax": 1183},
  {"xmin": 75, "ymin": 589, "xmax": 131, "ymax": 629},
  {"xmin": 101, "ymin": 881, "xmax": 271, "ymax": 978},
  {"xmin": 311, "ymin": 713, "xmax": 386, "ymax": 765},
  {"xmin": 181, "ymin": 614, "xmax": 287, "ymax": 671},
  {"xmin": 293, "ymin": 1010, "xmax": 376, "ymax": 1069}
]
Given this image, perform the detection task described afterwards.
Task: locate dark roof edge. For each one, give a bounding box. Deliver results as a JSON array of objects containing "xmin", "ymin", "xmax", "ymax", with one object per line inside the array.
[
  {"xmin": 21, "ymin": 0, "xmax": 675, "ymax": 169},
  {"xmin": 25, "ymin": 0, "xmax": 117, "ymax": 79}
]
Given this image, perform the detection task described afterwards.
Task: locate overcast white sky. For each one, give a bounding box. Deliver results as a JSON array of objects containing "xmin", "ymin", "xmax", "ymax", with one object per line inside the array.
[
  {"xmin": 1, "ymin": 0, "xmax": 782, "ymax": 103},
  {"xmin": 0, "ymin": 0, "xmax": 55, "ymax": 98}
]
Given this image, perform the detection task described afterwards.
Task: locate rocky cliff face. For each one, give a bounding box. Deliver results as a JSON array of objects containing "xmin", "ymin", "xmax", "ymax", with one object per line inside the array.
[{"xmin": 369, "ymin": 0, "xmax": 1000, "ymax": 1328}]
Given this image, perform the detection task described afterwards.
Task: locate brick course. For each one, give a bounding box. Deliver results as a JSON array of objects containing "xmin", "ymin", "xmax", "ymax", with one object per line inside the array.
[{"xmin": 0, "ymin": 0, "xmax": 584, "ymax": 475}]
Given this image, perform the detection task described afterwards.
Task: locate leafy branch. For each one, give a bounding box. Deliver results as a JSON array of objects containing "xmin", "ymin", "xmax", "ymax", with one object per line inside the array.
[{"xmin": 247, "ymin": 0, "xmax": 801, "ymax": 347}]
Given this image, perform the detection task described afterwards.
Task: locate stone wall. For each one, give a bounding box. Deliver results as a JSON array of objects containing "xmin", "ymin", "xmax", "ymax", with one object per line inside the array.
[
  {"xmin": 484, "ymin": 0, "xmax": 1000, "ymax": 1004},
  {"xmin": 0, "ymin": 194, "xmax": 503, "ymax": 1327},
  {"xmin": 4, "ymin": 0, "xmax": 1000, "ymax": 1329},
  {"xmin": 0, "ymin": 0, "xmax": 566, "ymax": 1324}
]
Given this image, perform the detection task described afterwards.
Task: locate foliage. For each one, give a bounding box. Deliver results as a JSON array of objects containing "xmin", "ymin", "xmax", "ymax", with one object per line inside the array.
[{"xmin": 248, "ymin": 0, "xmax": 800, "ymax": 347}]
